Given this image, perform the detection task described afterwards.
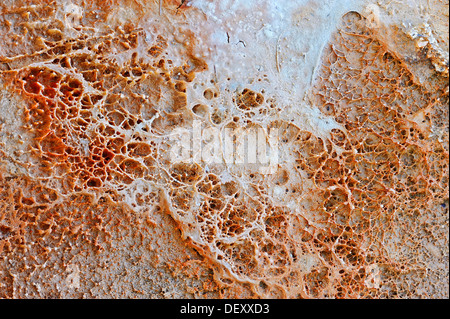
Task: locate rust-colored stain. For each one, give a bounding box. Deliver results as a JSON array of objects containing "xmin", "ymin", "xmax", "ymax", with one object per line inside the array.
[{"xmin": 0, "ymin": 1, "xmax": 448, "ymax": 298}]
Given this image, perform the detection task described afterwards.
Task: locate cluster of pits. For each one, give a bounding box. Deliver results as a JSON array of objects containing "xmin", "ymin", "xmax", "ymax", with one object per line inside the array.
[{"xmin": 0, "ymin": 2, "xmax": 448, "ymax": 298}]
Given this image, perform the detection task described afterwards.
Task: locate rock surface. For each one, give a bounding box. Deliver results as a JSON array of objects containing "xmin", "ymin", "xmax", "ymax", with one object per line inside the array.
[{"xmin": 0, "ymin": 0, "xmax": 448, "ymax": 298}]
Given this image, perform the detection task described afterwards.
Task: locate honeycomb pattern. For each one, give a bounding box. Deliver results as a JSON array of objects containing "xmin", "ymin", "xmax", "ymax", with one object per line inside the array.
[
  {"xmin": 0, "ymin": 0, "xmax": 220, "ymax": 299},
  {"xmin": 161, "ymin": 11, "xmax": 448, "ymax": 298},
  {"xmin": 0, "ymin": 1, "xmax": 448, "ymax": 298}
]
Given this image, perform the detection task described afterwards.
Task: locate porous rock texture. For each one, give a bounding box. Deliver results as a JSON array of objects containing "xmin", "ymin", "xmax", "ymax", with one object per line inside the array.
[{"xmin": 0, "ymin": 0, "xmax": 448, "ymax": 298}]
